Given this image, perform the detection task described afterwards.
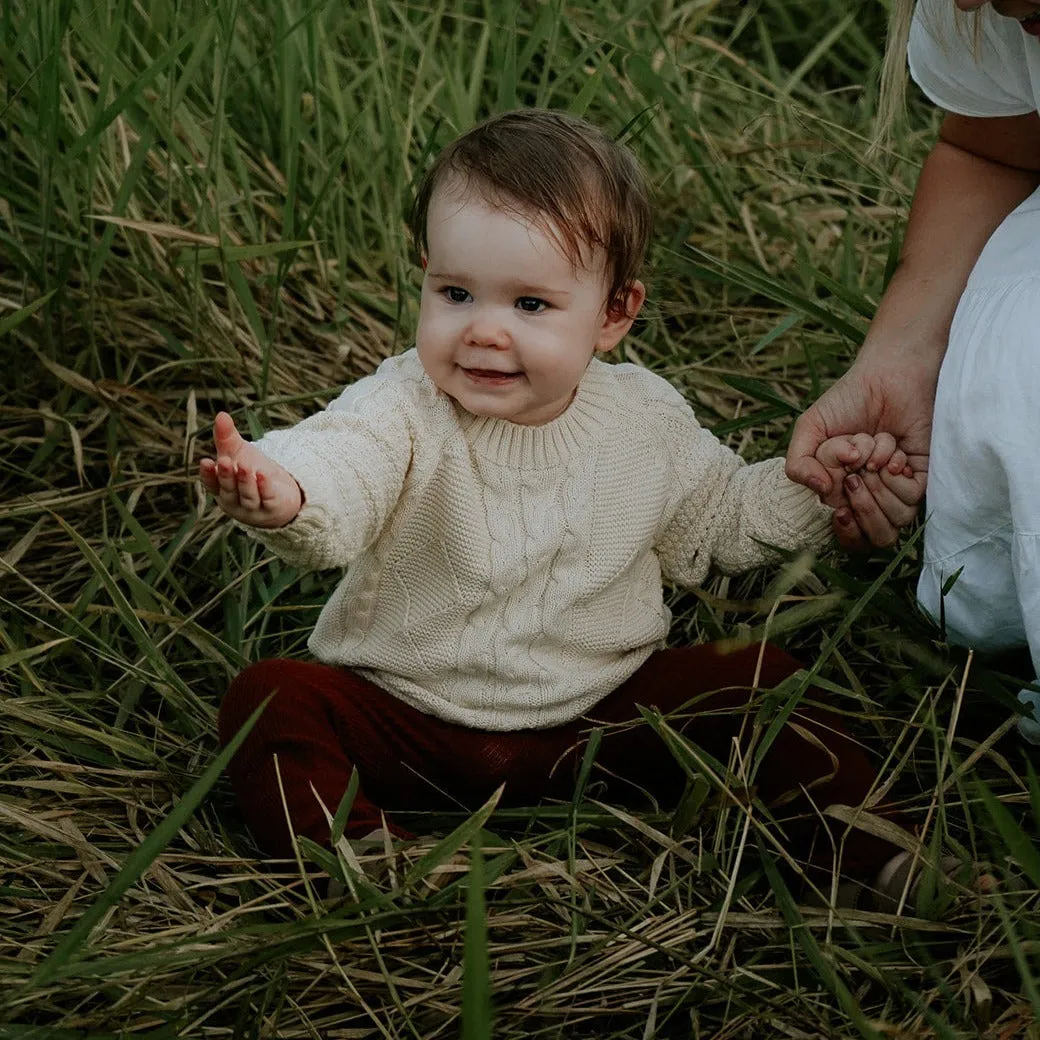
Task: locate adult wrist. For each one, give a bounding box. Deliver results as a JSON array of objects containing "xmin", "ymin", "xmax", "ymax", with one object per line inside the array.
[{"xmin": 856, "ymin": 327, "xmax": 948, "ymax": 370}]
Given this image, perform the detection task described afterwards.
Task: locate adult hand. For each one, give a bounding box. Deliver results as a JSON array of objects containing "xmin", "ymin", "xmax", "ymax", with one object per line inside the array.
[
  {"xmin": 199, "ymin": 412, "xmax": 303, "ymax": 528},
  {"xmin": 786, "ymin": 354, "xmax": 933, "ymax": 550}
]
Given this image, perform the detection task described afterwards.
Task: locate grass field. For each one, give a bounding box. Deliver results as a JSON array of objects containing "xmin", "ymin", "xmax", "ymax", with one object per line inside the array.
[{"xmin": 3, "ymin": 0, "xmax": 1040, "ymax": 1036}]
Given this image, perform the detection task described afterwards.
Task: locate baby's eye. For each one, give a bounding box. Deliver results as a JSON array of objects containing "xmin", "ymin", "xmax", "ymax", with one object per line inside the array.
[
  {"xmin": 442, "ymin": 286, "xmax": 471, "ymax": 304},
  {"xmin": 516, "ymin": 296, "xmax": 548, "ymax": 314}
]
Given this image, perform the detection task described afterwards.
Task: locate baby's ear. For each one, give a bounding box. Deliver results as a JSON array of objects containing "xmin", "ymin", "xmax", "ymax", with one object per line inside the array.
[{"xmin": 596, "ymin": 280, "xmax": 646, "ymax": 353}]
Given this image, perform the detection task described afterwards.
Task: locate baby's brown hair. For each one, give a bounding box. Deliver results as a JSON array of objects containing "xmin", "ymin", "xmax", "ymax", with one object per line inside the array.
[{"xmin": 410, "ymin": 109, "xmax": 652, "ymax": 316}]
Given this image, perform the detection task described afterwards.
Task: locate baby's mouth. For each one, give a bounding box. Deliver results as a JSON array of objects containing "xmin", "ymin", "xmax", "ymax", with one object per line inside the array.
[{"xmin": 463, "ymin": 367, "xmax": 522, "ymax": 383}]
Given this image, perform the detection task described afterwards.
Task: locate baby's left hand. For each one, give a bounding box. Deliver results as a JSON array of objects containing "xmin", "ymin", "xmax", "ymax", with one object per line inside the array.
[{"xmin": 815, "ymin": 433, "xmax": 916, "ymax": 549}]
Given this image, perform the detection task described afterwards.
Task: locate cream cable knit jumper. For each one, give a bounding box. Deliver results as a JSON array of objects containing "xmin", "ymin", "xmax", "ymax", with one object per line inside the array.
[{"xmin": 250, "ymin": 349, "xmax": 832, "ymax": 730}]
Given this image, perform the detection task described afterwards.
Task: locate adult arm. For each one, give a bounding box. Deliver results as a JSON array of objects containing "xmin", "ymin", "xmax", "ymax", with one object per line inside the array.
[{"xmin": 788, "ymin": 111, "xmax": 1040, "ymax": 549}]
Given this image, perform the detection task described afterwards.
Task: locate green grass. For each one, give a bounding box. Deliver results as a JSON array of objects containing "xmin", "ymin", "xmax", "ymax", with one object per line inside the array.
[{"xmin": 2, "ymin": 0, "xmax": 1040, "ymax": 1036}]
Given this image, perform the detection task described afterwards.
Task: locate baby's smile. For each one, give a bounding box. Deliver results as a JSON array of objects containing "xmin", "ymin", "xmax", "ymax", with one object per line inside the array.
[{"xmin": 462, "ymin": 367, "xmax": 524, "ymax": 386}]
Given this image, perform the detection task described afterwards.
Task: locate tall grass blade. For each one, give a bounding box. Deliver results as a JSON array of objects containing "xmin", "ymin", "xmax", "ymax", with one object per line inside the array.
[
  {"xmin": 401, "ymin": 785, "xmax": 502, "ymax": 891},
  {"xmin": 760, "ymin": 847, "xmax": 882, "ymax": 1040},
  {"xmin": 976, "ymin": 780, "xmax": 1040, "ymax": 889},
  {"xmin": 64, "ymin": 20, "xmax": 214, "ymax": 163},
  {"xmin": 31, "ymin": 697, "xmax": 270, "ymax": 985},
  {"xmin": 0, "ymin": 290, "xmax": 56, "ymax": 336},
  {"xmin": 461, "ymin": 836, "xmax": 492, "ymax": 1040}
]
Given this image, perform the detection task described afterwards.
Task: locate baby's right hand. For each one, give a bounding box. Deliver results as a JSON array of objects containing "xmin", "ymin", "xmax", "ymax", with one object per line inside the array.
[{"xmin": 199, "ymin": 412, "xmax": 302, "ymax": 528}]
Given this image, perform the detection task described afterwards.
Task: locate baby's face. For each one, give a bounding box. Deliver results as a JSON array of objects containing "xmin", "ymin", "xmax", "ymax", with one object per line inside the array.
[{"xmin": 416, "ymin": 185, "xmax": 631, "ymax": 426}]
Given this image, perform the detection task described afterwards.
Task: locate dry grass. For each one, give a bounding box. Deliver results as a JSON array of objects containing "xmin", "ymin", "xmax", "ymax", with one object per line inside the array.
[{"xmin": 2, "ymin": 0, "xmax": 1040, "ymax": 1036}]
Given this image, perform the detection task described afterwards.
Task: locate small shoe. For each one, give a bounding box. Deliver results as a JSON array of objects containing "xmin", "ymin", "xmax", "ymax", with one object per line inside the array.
[{"xmin": 872, "ymin": 850, "xmax": 975, "ymax": 915}]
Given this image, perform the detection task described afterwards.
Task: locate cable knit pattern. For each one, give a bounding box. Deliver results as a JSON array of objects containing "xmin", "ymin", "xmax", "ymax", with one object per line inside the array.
[{"xmin": 245, "ymin": 349, "xmax": 833, "ymax": 730}]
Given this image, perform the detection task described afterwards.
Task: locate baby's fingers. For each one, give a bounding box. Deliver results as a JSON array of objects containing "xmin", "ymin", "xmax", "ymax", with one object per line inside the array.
[
  {"xmin": 816, "ymin": 433, "xmax": 875, "ymax": 470},
  {"xmin": 214, "ymin": 456, "xmax": 251, "ymax": 515},
  {"xmin": 199, "ymin": 458, "xmax": 220, "ymax": 496},
  {"xmin": 213, "ymin": 411, "xmax": 248, "ymax": 458},
  {"xmin": 216, "ymin": 456, "xmax": 239, "ymax": 499},
  {"xmin": 884, "ymin": 448, "xmax": 910, "ymax": 477},
  {"xmin": 201, "ymin": 453, "xmax": 300, "ymax": 528},
  {"xmin": 236, "ymin": 463, "xmax": 262, "ymax": 510},
  {"xmin": 255, "ymin": 470, "xmax": 283, "ymax": 508},
  {"xmin": 864, "ymin": 432, "xmax": 896, "ymax": 472}
]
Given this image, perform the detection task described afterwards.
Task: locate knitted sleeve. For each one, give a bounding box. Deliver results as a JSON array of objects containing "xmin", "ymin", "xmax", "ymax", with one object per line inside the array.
[
  {"xmin": 650, "ymin": 383, "xmax": 833, "ymax": 586},
  {"xmin": 243, "ymin": 367, "xmax": 419, "ymax": 571}
]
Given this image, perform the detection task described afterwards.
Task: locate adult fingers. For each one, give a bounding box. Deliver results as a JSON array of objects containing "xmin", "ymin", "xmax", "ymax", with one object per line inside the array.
[
  {"xmin": 843, "ymin": 471, "xmax": 916, "ymax": 543},
  {"xmin": 832, "ymin": 507, "xmax": 872, "ymax": 553},
  {"xmin": 841, "ymin": 479, "xmax": 900, "ymax": 547},
  {"xmin": 786, "ymin": 410, "xmax": 834, "ymax": 497}
]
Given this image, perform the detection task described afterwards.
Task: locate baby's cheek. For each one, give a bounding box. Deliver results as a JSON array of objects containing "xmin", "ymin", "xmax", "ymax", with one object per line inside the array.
[{"xmin": 415, "ymin": 322, "xmax": 444, "ymax": 361}]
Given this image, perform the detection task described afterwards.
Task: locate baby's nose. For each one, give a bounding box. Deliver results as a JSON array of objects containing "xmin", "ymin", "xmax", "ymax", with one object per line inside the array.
[{"xmin": 464, "ymin": 311, "xmax": 510, "ymax": 348}]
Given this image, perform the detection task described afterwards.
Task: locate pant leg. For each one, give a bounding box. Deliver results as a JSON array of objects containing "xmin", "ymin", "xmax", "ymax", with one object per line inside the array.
[
  {"xmin": 219, "ymin": 659, "xmax": 591, "ymax": 857},
  {"xmin": 219, "ymin": 649, "xmax": 900, "ymax": 874},
  {"xmin": 219, "ymin": 660, "xmax": 457, "ymax": 856},
  {"xmin": 565, "ymin": 643, "xmax": 902, "ymax": 878}
]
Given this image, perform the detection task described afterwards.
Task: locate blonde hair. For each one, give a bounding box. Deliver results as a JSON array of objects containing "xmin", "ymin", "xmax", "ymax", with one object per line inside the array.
[
  {"xmin": 872, "ymin": 0, "xmax": 917, "ymax": 154},
  {"xmin": 872, "ymin": 0, "xmax": 982, "ymax": 154}
]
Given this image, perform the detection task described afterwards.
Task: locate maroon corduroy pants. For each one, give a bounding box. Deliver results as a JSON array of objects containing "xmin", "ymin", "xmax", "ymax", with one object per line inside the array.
[{"xmin": 218, "ymin": 643, "xmax": 901, "ymax": 878}]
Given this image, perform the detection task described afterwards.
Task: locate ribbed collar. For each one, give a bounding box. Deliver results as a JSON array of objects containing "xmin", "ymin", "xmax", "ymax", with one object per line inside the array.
[{"xmin": 452, "ymin": 359, "xmax": 616, "ymax": 469}]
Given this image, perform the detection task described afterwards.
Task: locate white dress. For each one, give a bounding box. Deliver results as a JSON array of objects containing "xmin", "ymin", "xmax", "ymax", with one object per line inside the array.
[{"xmin": 909, "ymin": 0, "xmax": 1040, "ymax": 742}]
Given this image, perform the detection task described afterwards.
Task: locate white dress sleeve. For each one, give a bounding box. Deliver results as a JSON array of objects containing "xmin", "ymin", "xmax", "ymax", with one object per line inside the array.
[{"xmin": 908, "ymin": 0, "xmax": 1035, "ymax": 116}]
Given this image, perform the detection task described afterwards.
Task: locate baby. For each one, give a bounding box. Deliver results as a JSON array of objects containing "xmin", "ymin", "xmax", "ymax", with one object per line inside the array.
[{"xmin": 203, "ymin": 109, "xmax": 914, "ymax": 900}]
